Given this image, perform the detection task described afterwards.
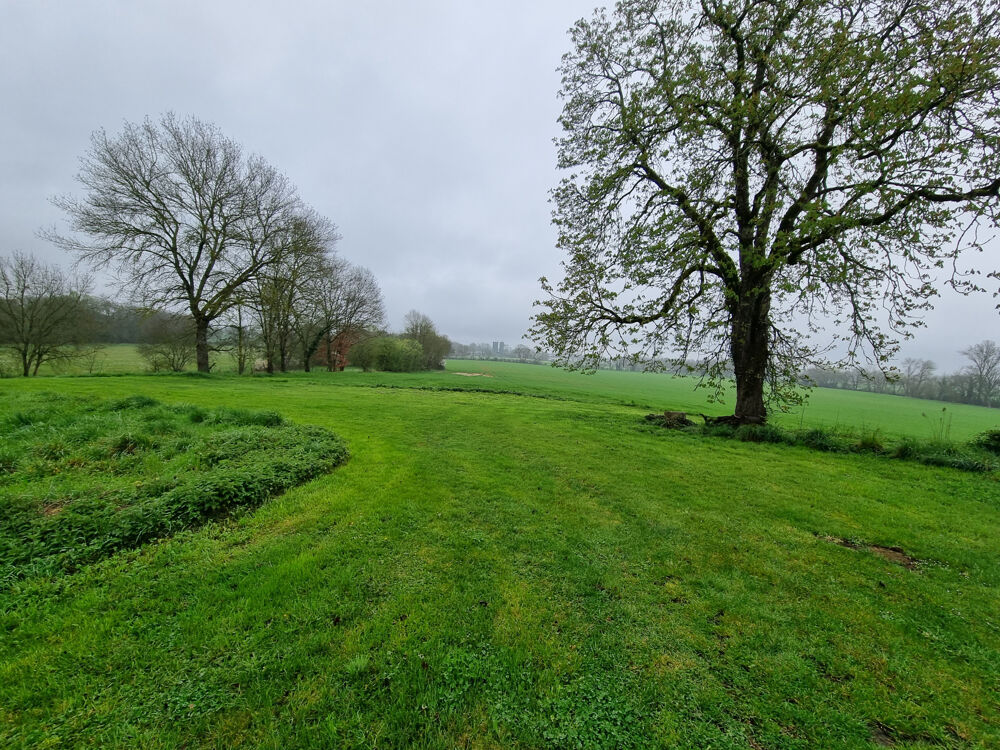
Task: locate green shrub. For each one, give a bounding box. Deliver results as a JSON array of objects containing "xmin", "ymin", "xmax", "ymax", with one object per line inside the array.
[
  {"xmin": 972, "ymin": 429, "xmax": 1000, "ymax": 455},
  {"xmin": 890, "ymin": 438, "xmax": 919, "ymax": 459},
  {"xmin": 350, "ymin": 336, "xmax": 426, "ymax": 372},
  {"xmin": 701, "ymin": 423, "xmax": 737, "ymax": 439},
  {"xmin": 855, "ymin": 428, "xmax": 884, "ymax": 453},
  {"xmin": 735, "ymin": 423, "xmax": 788, "ymax": 444},
  {"xmin": 800, "ymin": 428, "xmax": 840, "ymax": 452},
  {"xmin": 918, "ymin": 451, "xmax": 994, "ymax": 473}
]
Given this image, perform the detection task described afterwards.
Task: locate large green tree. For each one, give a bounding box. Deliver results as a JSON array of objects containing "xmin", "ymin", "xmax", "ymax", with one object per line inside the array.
[{"xmin": 532, "ymin": 0, "xmax": 1000, "ymax": 422}]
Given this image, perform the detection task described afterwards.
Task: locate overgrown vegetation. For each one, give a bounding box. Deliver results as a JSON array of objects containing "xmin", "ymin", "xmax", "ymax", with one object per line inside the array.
[
  {"xmin": 643, "ymin": 413, "xmax": 999, "ymax": 473},
  {"xmin": 0, "ymin": 392, "xmax": 348, "ymax": 582}
]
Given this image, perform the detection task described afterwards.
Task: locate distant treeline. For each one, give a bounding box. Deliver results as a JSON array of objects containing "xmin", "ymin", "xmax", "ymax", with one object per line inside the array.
[{"xmin": 449, "ymin": 341, "xmax": 1000, "ymax": 410}]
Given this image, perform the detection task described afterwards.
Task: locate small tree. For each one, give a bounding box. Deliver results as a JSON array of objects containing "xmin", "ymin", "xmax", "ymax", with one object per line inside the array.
[
  {"xmin": 403, "ymin": 311, "xmax": 450, "ymax": 370},
  {"xmin": 961, "ymin": 340, "xmax": 1000, "ymax": 407},
  {"xmin": 315, "ymin": 265, "xmax": 385, "ymax": 371},
  {"xmin": 533, "ymin": 0, "xmax": 1000, "ymax": 423},
  {"xmin": 251, "ymin": 210, "xmax": 336, "ymax": 373},
  {"xmin": 0, "ymin": 252, "xmax": 95, "ymax": 376},
  {"xmin": 218, "ymin": 299, "xmax": 261, "ymax": 375},
  {"xmin": 51, "ymin": 113, "xmax": 301, "ymax": 372},
  {"xmin": 136, "ymin": 312, "xmax": 197, "ymax": 372},
  {"xmin": 901, "ymin": 358, "xmax": 937, "ymax": 399}
]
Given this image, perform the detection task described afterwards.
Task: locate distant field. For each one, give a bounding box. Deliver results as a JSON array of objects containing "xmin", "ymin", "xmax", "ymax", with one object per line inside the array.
[
  {"xmin": 1, "ymin": 369, "xmax": 998, "ymax": 748},
  {"xmin": 9, "ymin": 351, "xmax": 999, "ymax": 439}
]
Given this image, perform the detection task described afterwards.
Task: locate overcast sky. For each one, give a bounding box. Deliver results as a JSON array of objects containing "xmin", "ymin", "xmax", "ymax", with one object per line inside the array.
[{"xmin": 1, "ymin": 0, "xmax": 996, "ymax": 370}]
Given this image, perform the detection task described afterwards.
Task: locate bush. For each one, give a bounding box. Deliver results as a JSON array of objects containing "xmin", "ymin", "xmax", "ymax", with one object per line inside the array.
[
  {"xmin": 855, "ymin": 429, "xmax": 884, "ymax": 453},
  {"xmin": 799, "ymin": 428, "xmax": 840, "ymax": 452},
  {"xmin": 972, "ymin": 429, "xmax": 1000, "ymax": 455},
  {"xmin": 350, "ymin": 336, "xmax": 425, "ymax": 372},
  {"xmin": 735, "ymin": 423, "xmax": 788, "ymax": 444}
]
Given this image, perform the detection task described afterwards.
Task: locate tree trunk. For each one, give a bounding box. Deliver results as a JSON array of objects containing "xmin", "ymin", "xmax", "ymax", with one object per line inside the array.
[
  {"xmin": 729, "ymin": 288, "xmax": 771, "ymax": 424},
  {"xmin": 326, "ymin": 335, "xmax": 334, "ymax": 372},
  {"xmin": 195, "ymin": 317, "xmax": 210, "ymax": 373}
]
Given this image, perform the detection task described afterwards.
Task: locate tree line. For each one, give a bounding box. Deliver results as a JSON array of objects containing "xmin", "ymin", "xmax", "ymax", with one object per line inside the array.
[
  {"xmin": 803, "ymin": 343, "xmax": 1000, "ymax": 408},
  {"xmin": 0, "ymin": 247, "xmax": 456, "ymax": 376},
  {"xmin": 0, "ymin": 113, "xmax": 438, "ymax": 376}
]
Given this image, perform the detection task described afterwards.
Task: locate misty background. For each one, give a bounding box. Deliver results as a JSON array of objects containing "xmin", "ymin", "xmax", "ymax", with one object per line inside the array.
[{"xmin": 1, "ymin": 0, "xmax": 996, "ymax": 369}]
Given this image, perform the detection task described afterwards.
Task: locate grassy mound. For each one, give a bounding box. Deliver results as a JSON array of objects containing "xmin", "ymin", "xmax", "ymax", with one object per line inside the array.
[{"xmin": 0, "ymin": 393, "xmax": 348, "ymax": 582}]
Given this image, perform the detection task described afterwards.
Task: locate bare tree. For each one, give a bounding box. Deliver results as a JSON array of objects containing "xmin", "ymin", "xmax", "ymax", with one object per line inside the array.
[
  {"xmin": 50, "ymin": 113, "xmax": 300, "ymax": 372},
  {"xmin": 901, "ymin": 358, "xmax": 936, "ymax": 399},
  {"xmin": 0, "ymin": 252, "xmax": 95, "ymax": 376},
  {"xmin": 314, "ymin": 264, "xmax": 385, "ymax": 371},
  {"xmin": 218, "ymin": 298, "xmax": 261, "ymax": 375},
  {"xmin": 251, "ymin": 211, "xmax": 336, "ymax": 372},
  {"xmin": 136, "ymin": 312, "xmax": 197, "ymax": 372},
  {"xmin": 961, "ymin": 340, "xmax": 1000, "ymax": 407}
]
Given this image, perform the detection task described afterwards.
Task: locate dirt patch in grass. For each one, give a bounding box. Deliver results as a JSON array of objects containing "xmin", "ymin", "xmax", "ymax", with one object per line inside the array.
[
  {"xmin": 644, "ymin": 412, "xmax": 696, "ymax": 428},
  {"xmin": 821, "ymin": 535, "xmax": 918, "ymax": 570},
  {"xmin": 870, "ymin": 721, "xmax": 896, "ymax": 746},
  {"xmin": 454, "ymin": 372, "xmax": 494, "ymax": 378}
]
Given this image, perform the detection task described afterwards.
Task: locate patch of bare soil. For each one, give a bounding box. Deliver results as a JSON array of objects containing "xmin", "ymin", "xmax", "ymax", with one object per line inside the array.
[
  {"xmin": 820, "ymin": 535, "xmax": 918, "ymax": 570},
  {"xmin": 869, "ymin": 721, "xmax": 896, "ymax": 746},
  {"xmin": 644, "ymin": 411, "xmax": 695, "ymax": 428},
  {"xmin": 453, "ymin": 372, "xmax": 494, "ymax": 377}
]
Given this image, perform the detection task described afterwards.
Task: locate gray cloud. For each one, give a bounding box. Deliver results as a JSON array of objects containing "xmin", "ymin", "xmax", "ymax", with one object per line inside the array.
[{"xmin": 1, "ymin": 0, "xmax": 997, "ymax": 369}]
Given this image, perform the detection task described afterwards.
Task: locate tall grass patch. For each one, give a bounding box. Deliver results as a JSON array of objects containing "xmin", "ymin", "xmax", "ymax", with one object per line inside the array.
[{"xmin": 0, "ymin": 392, "xmax": 348, "ymax": 582}]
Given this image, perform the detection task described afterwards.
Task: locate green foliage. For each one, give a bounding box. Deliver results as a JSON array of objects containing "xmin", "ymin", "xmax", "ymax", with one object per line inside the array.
[
  {"xmin": 0, "ymin": 393, "xmax": 347, "ymax": 580},
  {"xmin": 855, "ymin": 428, "xmax": 885, "ymax": 454},
  {"xmin": 973, "ymin": 429, "xmax": 1000, "ymax": 455},
  {"xmin": 533, "ymin": 0, "xmax": 1000, "ymax": 421},
  {"xmin": 800, "ymin": 428, "xmax": 843, "ymax": 452},
  {"xmin": 735, "ymin": 423, "xmax": 788, "ymax": 444},
  {"xmin": 350, "ymin": 336, "xmax": 425, "ymax": 372}
]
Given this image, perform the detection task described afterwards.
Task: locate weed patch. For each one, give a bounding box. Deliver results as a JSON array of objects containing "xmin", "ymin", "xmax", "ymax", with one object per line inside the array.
[
  {"xmin": 642, "ymin": 415, "xmax": 999, "ymax": 474},
  {"xmin": 0, "ymin": 393, "xmax": 347, "ymax": 582}
]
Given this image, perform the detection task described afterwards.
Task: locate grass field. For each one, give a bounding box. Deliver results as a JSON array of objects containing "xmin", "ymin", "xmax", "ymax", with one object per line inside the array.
[
  {"xmin": 15, "ymin": 346, "xmax": 999, "ymax": 439},
  {"xmin": 1, "ymin": 364, "xmax": 998, "ymax": 748}
]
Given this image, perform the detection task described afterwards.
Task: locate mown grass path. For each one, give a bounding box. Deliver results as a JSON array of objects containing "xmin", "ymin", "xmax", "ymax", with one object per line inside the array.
[{"xmin": 1, "ymin": 372, "xmax": 998, "ymax": 748}]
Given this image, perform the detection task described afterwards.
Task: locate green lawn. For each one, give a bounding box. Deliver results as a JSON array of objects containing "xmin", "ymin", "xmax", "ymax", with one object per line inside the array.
[
  {"xmin": 15, "ymin": 349, "xmax": 1000, "ymax": 440},
  {"xmin": 1, "ymin": 367, "xmax": 998, "ymax": 748}
]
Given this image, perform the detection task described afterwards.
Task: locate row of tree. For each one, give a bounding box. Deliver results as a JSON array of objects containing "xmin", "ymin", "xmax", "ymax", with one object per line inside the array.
[
  {"xmin": 803, "ymin": 343, "xmax": 1000, "ymax": 408},
  {"xmin": 0, "ymin": 114, "xmax": 407, "ymax": 376},
  {"xmin": 449, "ymin": 341, "xmax": 546, "ymax": 362},
  {"xmin": 0, "ymin": 247, "xmax": 386, "ymax": 375},
  {"xmin": 39, "ymin": 113, "xmax": 386, "ymax": 373}
]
